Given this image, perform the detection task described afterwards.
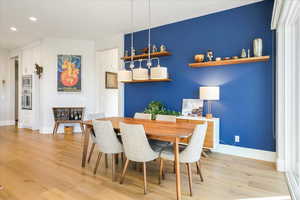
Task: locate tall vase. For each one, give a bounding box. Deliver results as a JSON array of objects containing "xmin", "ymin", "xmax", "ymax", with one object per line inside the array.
[{"xmin": 253, "ymin": 38, "xmax": 263, "ymax": 57}]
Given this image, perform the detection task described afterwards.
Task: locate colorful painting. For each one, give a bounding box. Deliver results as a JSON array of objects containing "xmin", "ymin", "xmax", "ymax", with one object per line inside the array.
[{"xmin": 57, "ymin": 55, "xmax": 81, "ymax": 92}]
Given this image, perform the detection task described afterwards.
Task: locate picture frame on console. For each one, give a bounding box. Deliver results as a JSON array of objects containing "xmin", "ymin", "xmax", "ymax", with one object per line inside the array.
[{"xmin": 182, "ymin": 99, "xmax": 204, "ymax": 117}]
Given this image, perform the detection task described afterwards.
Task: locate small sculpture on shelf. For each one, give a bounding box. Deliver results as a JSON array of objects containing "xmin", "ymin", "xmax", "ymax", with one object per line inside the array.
[
  {"xmin": 124, "ymin": 50, "xmax": 129, "ymax": 57},
  {"xmin": 160, "ymin": 45, "xmax": 166, "ymax": 52},
  {"xmin": 206, "ymin": 50, "xmax": 213, "ymax": 61},
  {"xmin": 241, "ymin": 49, "xmax": 247, "ymax": 58},
  {"xmin": 247, "ymin": 49, "xmax": 251, "ymax": 58},
  {"xmin": 152, "ymin": 45, "xmax": 157, "ymax": 53}
]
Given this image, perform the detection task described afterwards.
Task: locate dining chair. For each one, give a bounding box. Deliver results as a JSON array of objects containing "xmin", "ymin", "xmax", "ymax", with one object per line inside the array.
[
  {"xmin": 92, "ymin": 120, "xmax": 123, "ymax": 181},
  {"xmin": 155, "ymin": 114, "xmax": 176, "ymax": 122},
  {"xmin": 86, "ymin": 113, "xmax": 106, "ymax": 164},
  {"xmin": 159, "ymin": 123, "xmax": 207, "ymax": 196},
  {"xmin": 134, "ymin": 112, "xmax": 152, "ymax": 120},
  {"xmin": 119, "ymin": 122, "xmax": 161, "ymax": 194}
]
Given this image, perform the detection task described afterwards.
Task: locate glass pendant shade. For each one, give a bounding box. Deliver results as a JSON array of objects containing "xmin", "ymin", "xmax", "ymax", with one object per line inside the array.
[
  {"xmin": 150, "ymin": 65, "xmax": 168, "ymax": 79},
  {"xmin": 132, "ymin": 68, "xmax": 149, "ymax": 80}
]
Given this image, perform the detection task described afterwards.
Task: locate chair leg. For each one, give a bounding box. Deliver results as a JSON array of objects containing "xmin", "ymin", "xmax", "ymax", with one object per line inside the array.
[
  {"xmin": 120, "ymin": 158, "xmax": 130, "ymax": 184},
  {"xmin": 173, "ymin": 160, "xmax": 176, "ymax": 173},
  {"xmin": 196, "ymin": 162, "xmax": 200, "ymax": 174},
  {"xmin": 121, "ymin": 153, "xmax": 124, "ymax": 164},
  {"xmin": 112, "ymin": 154, "xmax": 116, "ymax": 181},
  {"xmin": 87, "ymin": 143, "xmax": 95, "ymax": 163},
  {"xmin": 116, "ymin": 154, "xmax": 119, "ymax": 165},
  {"xmin": 196, "ymin": 161, "xmax": 204, "ymax": 182},
  {"xmin": 186, "ymin": 163, "xmax": 193, "ymax": 196},
  {"xmin": 105, "ymin": 154, "xmax": 108, "ymax": 168},
  {"xmin": 94, "ymin": 152, "xmax": 103, "ymax": 175},
  {"xmin": 143, "ymin": 162, "xmax": 147, "ymax": 195},
  {"xmin": 159, "ymin": 159, "xmax": 164, "ymax": 184}
]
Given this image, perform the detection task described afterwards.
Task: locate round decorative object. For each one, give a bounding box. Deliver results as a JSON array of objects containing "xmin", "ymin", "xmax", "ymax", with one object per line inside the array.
[
  {"xmin": 253, "ymin": 38, "xmax": 263, "ymax": 57},
  {"xmin": 215, "ymin": 57, "xmax": 221, "ymax": 61},
  {"xmin": 224, "ymin": 57, "xmax": 231, "ymax": 60},
  {"xmin": 232, "ymin": 56, "xmax": 239, "ymax": 59},
  {"xmin": 194, "ymin": 54, "xmax": 205, "ymax": 62}
]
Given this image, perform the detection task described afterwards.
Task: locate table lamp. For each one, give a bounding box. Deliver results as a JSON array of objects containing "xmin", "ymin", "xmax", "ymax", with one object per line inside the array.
[{"xmin": 199, "ymin": 86, "xmax": 220, "ymax": 119}]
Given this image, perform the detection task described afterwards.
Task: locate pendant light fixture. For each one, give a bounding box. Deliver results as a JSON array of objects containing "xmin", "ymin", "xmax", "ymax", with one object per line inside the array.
[
  {"xmin": 146, "ymin": 0, "xmax": 152, "ymax": 69},
  {"xmin": 118, "ymin": 0, "xmax": 135, "ymax": 82}
]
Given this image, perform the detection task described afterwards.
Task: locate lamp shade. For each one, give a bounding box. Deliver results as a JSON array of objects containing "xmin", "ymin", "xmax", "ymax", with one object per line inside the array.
[
  {"xmin": 199, "ymin": 86, "xmax": 220, "ymax": 100},
  {"xmin": 118, "ymin": 70, "xmax": 132, "ymax": 82}
]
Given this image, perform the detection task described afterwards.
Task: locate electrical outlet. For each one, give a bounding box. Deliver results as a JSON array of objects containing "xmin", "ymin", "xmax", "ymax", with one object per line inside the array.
[{"xmin": 235, "ymin": 135, "xmax": 240, "ymax": 143}]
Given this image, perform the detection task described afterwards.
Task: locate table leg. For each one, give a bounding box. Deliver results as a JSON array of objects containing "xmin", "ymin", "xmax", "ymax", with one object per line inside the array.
[
  {"xmin": 174, "ymin": 137, "xmax": 181, "ymax": 200},
  {"xmin": 81, "ymin": 126, "xmax": 91, "ymax": 168}
]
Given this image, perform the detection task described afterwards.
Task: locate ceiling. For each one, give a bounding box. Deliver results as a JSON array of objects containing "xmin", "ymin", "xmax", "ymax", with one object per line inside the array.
[{"xmin": 0, "ymin": 0, "xmax": 263, "ymax": 50}]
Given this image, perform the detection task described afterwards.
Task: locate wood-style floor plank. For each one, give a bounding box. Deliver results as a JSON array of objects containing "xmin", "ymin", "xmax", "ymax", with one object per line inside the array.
[{"xmin": 0, "ymin": 126, "xmax": 290, "ymax": 200}]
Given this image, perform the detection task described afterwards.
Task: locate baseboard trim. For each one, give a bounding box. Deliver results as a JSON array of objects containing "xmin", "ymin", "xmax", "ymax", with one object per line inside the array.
[
  {"xmin": 0, "ymin": 120, "xmax": 15, "ymax": 126},
  {"xmin": 276, "ymin": 158, "xmax": 286, "ymax": 172},
  {"xmin": 214, "ymin": 144, "xmax": 276, "ymax": 162},
  {"xmin": 286, "ymin": 172, "xmax": 300, "ymax": 200}
]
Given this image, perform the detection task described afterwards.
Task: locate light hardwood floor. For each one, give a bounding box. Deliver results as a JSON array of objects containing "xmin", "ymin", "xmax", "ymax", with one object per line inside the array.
[{"xmin": 0, "ymin": 126, "xmax": 290, "ymax": 200}]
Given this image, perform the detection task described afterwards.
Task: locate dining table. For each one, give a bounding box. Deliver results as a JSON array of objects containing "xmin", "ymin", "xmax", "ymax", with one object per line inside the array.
[{"xmin": 81, "ymin": 117, "xmax": 197, "ymax": 200}]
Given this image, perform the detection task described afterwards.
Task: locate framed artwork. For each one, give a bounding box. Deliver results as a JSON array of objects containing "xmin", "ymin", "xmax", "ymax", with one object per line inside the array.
[
  {"xmin": 57, "ymin": 55, "xmax": 81, "ymax": 92},
  {"xmin": 105, "ymin": 72, "xmax": 118, "ymax": 89},
  {"xmin": 182, "ymin": 99, "xmax": 204, "ymax": 117}
]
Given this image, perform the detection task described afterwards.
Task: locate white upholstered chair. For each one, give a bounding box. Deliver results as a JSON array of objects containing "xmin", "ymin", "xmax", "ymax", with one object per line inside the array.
[
  {"xmin": 92, "ymin": 120, "xmax": 123, "ymax": 181},
  {"xmin": 155, "ymin": 114, "xmax": 176, "ymax": 122},
  {"xmin": 159, "ymin": 123, "xmax": 207, "ymax": 196},
  {"xmin": 86, "ymin": 113, "xmax": 105, "ymax": 163},
  {"xmin": 134, "ymin": 112, "xmax": 152, "ymax": 120},
  {"xmin": 119, "ymin": 122, "xmax": 160, "ymax": 194}
]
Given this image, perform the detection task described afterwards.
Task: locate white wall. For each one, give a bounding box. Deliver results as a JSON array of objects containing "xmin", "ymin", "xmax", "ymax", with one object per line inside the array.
[
  {"xmin": 0, "ymin": 48, "xmax": 14, "ymax": 126},
  {"xmin": 95, "ymin": 34, "xmax": 124, "ymax": 116},
  {"xmin": 39, "ymin": 38, "xmax": 96, "ymax": 133},
  {"xmin": 96, "ymin": 48, "xmax": 119, "ymax": 117}
]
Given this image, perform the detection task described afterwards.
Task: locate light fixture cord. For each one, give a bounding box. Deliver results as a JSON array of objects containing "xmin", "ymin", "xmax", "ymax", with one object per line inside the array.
[
  {"xmin": 148, "ymin": 0, "xmax": 151, "ymax": 61},
  {"xmin": 131, "ymin": 0, "xmax": 134, "ymax": 62}
]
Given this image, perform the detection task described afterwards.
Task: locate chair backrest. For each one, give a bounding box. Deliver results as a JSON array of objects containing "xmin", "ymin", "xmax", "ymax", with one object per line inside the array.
[
  {"xmin": 156, "ymin": 114, "xmax": 176, "ymax": 122},
  {"xmin": 92, "ymin": 120, "xmax": 123, "ymax": 154},
  {"xmin": 180, "ymin": 123, "xmax": 207, "ymax": 163},
  {"xmin": 120, "ymin": 122, "xmax": 158, "ymax": 162},
  {"xmin": 87, "ymin": 113, "xmax": 105, "ymax": 120},
  {"xmin": 134, "ymin": 113, "xmax": 152, "ymax": 120}
]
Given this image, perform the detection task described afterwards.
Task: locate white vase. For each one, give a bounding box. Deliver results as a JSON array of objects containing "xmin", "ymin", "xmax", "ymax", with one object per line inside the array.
[{"xmin": 253, "ymin": 38, "xmax": 263, "ymax": 57}]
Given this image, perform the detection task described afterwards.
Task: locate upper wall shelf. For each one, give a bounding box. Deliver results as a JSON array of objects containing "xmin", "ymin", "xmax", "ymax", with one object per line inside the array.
[
  {"xmin": 121, "ymin": 51, "xmax": 171, "ymax": 61},
  {"xmin": 188, "ymin": 56, "xmax": 270, "ymax": 68},
  {"xmin": 121, "ymin": 78, "xmax": 172, "ymax": 83}
]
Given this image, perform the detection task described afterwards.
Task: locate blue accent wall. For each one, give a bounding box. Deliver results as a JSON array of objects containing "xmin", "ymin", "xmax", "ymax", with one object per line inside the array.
[{"xmin": 124, "ymin": 0, "xmax": 275, "ymax": 152}]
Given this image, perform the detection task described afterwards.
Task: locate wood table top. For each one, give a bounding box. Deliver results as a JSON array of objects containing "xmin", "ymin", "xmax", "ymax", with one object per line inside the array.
[{"xmin": 83, "ymin": 117, "xmax": 196, "ymax": 138}]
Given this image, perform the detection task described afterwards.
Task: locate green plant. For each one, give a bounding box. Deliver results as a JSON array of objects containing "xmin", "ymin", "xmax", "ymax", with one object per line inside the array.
[{"xmin": 144, "ymin": 101, "xmax": 181, "ymax": 120}]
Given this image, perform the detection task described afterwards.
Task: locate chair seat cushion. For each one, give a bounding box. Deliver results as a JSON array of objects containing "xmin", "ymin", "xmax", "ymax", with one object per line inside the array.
[
  {"xmin": 160, "ymin": 145, "xmax": 186, "ymax": 162},
  {"xmin": 149, "ymin": 139, "xmax": 171, "ymax": 152}
]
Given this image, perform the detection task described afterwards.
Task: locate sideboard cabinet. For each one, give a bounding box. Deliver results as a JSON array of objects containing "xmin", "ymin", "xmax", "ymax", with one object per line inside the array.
[{"xmin": 176, "ymin": 116, "xmax": 219, "ymax": 150}]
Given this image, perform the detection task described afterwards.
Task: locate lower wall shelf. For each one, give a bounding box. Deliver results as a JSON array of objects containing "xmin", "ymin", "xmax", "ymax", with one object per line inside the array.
[{"xmin": 121, "ymin": 78, "xmax": 172, "ymax": 83}]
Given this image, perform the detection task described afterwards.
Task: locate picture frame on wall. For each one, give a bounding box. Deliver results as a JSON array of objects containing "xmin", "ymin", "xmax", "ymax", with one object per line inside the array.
[
  {"xmin": 57, "ymin": 55, "xmax": 82, "ymax": 92},
  {"xmin": 105, "ymin": 72, "xmax": 118, "ymax": 89}
]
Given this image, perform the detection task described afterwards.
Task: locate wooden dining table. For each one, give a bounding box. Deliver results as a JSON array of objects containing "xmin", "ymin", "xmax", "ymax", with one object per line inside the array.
[{"xmin": 81, "ymin": 117, "xmax": 197, "ymax": 200}]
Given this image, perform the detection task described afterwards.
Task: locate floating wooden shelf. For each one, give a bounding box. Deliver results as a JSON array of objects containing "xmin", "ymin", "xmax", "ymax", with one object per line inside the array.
[
  {"xmin": 188, "ymin": 56, "xmax": 270, "ymax": 68},
  {"xmin": 121, "ymin": 51, "xmax": 171, "ymax": 61},
  {"xmin": 121, "ymin": 78, "xmax": 172, "ymax": 83}
]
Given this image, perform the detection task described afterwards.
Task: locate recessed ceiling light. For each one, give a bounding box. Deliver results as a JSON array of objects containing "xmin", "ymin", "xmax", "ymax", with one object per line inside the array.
[
  {"xmin": 29, "ymin": 17, "xmax": 37, "ymax": 22},
  {"xmin": 10, "ymin": 27, "xmax": 17, "ymax": 32}
]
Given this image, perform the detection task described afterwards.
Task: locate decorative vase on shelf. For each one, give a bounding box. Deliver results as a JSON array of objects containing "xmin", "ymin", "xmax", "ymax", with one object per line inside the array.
[{"xmin": 253, "ymin": 38, "xmax": 263, "ymax": 57}]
